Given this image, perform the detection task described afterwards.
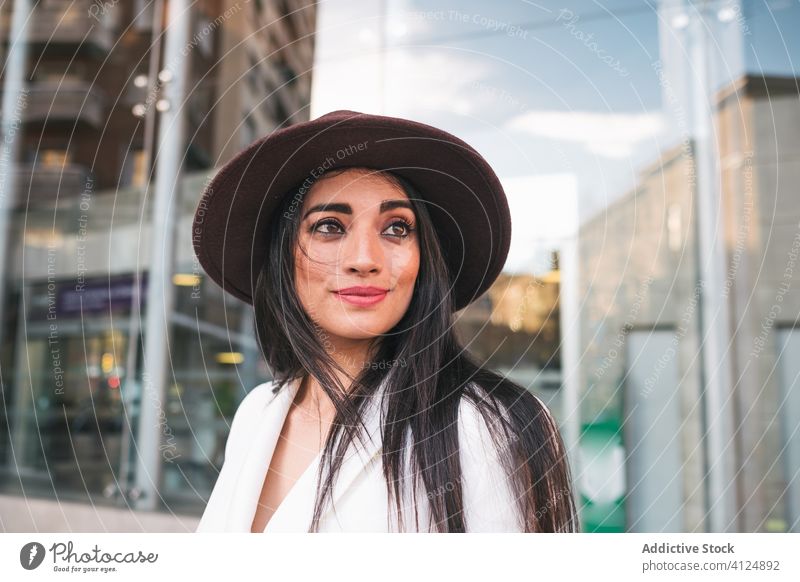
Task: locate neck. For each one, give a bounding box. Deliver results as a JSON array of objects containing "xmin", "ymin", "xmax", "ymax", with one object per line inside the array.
[{"xmin": 294, "ymin": 336, "xmax": 380, "ymax": 415}]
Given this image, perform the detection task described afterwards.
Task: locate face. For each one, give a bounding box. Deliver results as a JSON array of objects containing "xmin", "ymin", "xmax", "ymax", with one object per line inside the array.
[{"xmin": 294, "ymin": 168, "xmax": 420, "ymax": 347}]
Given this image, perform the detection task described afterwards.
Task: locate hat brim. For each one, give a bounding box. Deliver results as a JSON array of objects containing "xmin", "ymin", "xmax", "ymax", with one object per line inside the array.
[{"xmin": 192, "ymin": 110, "xmax": 511, "ymax": 312}]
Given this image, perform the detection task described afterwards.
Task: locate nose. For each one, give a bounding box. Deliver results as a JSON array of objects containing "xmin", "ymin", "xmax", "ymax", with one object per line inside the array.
[{"xmin": 342, "ymin": 223, "xmax": 382, "ymax": 275}]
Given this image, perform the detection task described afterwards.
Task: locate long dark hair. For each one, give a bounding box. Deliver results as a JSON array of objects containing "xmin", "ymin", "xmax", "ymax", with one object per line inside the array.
[{"xmin": 253, "ymin": 166, "xmax": 579, "ymax": 532}]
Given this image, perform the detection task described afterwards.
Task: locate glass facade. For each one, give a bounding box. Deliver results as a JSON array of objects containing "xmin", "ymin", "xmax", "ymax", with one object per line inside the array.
[
  {"xmin": 310, "ymin": 0, "xmax": 800, "ymax": 532},
  {"xmin": 2, "ymin": 176, "xmax": 270, "ymax": 511},
  {"xmin": 0, "ymin": 0, "xmax": 798, "ymax": 532},
  {"xmin": 0, "ymin": 0, "xmax": 315, "ymax": 523}
]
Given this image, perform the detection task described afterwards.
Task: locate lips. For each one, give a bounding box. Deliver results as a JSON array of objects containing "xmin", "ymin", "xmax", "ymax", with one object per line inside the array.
[
  {"xmin": 334, "ymin": 286, "xmax": 389, "ymax": 306},
  {"xmin": 335, "ymin": 286, "xmax": 388, "ymax": 296}
]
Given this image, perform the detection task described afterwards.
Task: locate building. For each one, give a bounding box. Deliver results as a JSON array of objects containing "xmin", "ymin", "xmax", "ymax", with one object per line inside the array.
[
  {"xmin": 577, "ymin": 74, "xmax": 800, "ymax": 533},
  {"xmin": 0, "ymin": 0, "xmax": 317, "ymax": 530}
]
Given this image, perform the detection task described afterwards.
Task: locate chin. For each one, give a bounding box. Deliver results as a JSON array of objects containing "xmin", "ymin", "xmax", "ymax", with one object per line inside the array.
[
  {"xmin": 313, "ymin": 296, "xmax": 411, "ymax": 341},
  {"xmin": 324, "ymin": 319, "xmax": 393, "ymax": 341}
]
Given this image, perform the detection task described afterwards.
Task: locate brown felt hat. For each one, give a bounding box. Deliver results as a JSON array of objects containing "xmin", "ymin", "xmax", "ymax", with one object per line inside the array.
[{"xmin": 192, "ymin": 109, "xmax": 511, "ymax": 311}]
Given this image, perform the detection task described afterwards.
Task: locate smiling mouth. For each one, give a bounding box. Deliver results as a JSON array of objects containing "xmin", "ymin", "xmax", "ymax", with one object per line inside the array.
[
  {"xmin": 334, "ymin": 285, "xmax": 389, "ymax": 295},
  {"xmin": 333, "ymin": 287, "xmax": 389, "ymax": 306}
]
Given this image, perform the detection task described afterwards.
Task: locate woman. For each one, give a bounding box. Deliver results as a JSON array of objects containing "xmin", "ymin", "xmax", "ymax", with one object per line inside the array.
[{"xmin": 192, "ymin": 110, "xmax": 579, "ymax": 532}]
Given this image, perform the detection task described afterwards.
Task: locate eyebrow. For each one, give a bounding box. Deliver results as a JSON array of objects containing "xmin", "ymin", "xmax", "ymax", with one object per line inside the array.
[{"xmin": 302, "ymin": 199, "xmax": 414, "ymax": 220}]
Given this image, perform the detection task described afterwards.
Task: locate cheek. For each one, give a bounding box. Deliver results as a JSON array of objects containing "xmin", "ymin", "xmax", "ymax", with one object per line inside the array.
[
  {"xmin": 392, "ymin": 246, "xmax": 420, "ymax": 290},
  {"xmin": 293, "ymin": 251, "xmax": 324, "ymax": 309},
  {"xmin": 294, "ymin": 243, "xmax": 328, "ymax": 286}
]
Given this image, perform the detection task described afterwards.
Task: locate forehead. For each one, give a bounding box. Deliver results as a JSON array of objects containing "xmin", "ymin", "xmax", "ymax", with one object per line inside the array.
[{"xmin": 303, "ymin": 169, "xmax": 408, "ymax": 205}]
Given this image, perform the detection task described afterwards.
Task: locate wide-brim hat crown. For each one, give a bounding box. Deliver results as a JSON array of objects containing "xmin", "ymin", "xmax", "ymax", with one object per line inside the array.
[{"xmin": 192, "ymin": 109, "xmax": 511, "ymax": 311}]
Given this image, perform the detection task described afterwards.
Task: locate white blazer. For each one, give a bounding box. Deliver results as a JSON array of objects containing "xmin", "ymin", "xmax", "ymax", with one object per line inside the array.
[{"xmin": 196, "ymin": 374, "xmax": 524, "ymax": 532}]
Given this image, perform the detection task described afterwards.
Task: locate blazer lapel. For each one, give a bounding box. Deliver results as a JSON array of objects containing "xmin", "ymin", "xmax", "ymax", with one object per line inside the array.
[
  {"xmin": 316, "ymin": 379, "xmax": 386, "ymax": 528},
  {"xmin": 226, "ymin": 375, "xmax": 302, "ymax": 531},
  {"xmin": 225, "ymin": 373, "xmax": 388, "ymax": 532},
  {"xmin": 265, "ymin": 374, "xmax": 389, "ymax": 531}
]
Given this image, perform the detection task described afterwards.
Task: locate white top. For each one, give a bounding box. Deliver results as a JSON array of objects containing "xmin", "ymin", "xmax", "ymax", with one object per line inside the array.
[{"xmin": 195, "ymin": 374, "xmax": 524, "ymax": 532}]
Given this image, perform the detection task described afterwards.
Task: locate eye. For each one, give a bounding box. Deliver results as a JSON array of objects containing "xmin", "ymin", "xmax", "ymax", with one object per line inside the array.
[
  {"xmin": 383, "ymin": 219, "xmax": 415, "ymax": 238},
  {"xmin": 310, "ymin": 218, "xmax": 344, "ymax": 236}
]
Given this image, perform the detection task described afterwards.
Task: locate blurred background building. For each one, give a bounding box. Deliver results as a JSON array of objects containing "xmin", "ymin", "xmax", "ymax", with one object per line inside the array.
[
  {"xmin": 0, "ymin": 0, "xmax": 316, "ymax": 530},
  {"xmin": 0, "ymin": 0, "xmax": 798, "ymax": 534},
  {"xmin": 579, "ymin": 72, "xmax": 800, "ymax": 532}
]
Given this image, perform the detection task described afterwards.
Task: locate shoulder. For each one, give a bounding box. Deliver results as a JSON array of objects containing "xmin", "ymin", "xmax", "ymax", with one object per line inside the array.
[
  {"xmin": 456, "ymin": 384, "xmax": 520, "ymax": 471},
  {"xmin": 196, "ymin": 379, "xmax": 279, "ymax": 532},
  {"xmin": 456, "ymin": 387, "xmax": 523, "ymax": 532},
  {"xmin": 231, "ymin": 379, "xmax": 280, "ymax": 423},
  {"xmin": 457, "ymin": 393, "xmax": 503, "ymax": 451},
  {"xmin": 459, "ymin": 381, "xmax": 561, "ymax": 450},
  {"xmin": 455, "ymin": 381, "xmax": 563, "ymax": 532},
  {"xmin": 236, "ymin": 378, "xmax": 281, "ymax": 412},
  {"xmin": 222, "ymin": 379, "xmax": 280, "ymax": 458}
]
